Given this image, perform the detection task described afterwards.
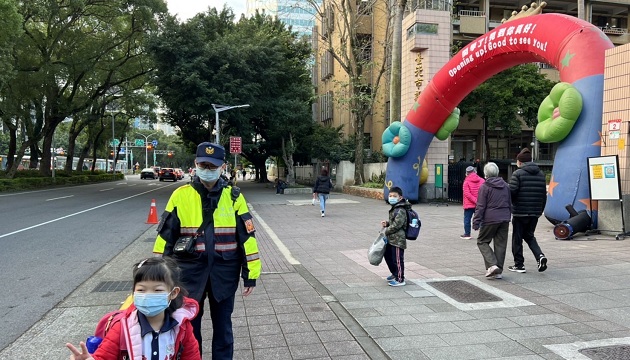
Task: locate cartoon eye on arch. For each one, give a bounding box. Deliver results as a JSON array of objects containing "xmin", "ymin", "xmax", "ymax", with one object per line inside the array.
[
  {"xmin": 535, "ymin": 82, "xmax": 583, "ymax": 143},
  {"xmin": 382, "ymin": 121, "xmax": 412, "ymax": 158},
  {"xmin": 435, "ymin": 108, "xmax": 460, "ymax": 141}
]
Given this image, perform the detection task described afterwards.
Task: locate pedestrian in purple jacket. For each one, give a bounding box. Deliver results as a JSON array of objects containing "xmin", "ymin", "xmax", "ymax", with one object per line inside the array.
[{"xmin": 473, "ymin": 162, "xmax": 512, "ymax": 279}]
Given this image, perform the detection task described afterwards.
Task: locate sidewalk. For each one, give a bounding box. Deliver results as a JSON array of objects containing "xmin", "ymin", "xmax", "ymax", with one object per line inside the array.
[{"xmin": 4, "ymin": 180, "xmax": 630, "ymax": 359}]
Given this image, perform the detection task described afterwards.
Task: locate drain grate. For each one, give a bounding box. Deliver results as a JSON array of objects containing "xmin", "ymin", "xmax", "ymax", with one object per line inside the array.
[
  {"xmin": 580, "ymin": 345, "xmax": 630, "ymax": 359},
  {"xmin": 92, "ymin": 281, "xmax": 133, "ymax": 293},
  {"xmin": 426, "ymin": 280, "xmax": 501, "ymax": 303}
]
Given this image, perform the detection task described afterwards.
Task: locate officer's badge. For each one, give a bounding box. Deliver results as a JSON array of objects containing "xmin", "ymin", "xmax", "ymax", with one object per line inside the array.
[
  {"xmin": 205, "ymin": 147, "xmax": 214, "ymax": 155},
  {"xmin": 244, "ymin": 219, "xmax": 255, "ymax": 234}
]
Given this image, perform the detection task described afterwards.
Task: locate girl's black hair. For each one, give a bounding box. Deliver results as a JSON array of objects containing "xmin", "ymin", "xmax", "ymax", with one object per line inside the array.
[{"xmin": 132, "ymin": 257, "xmax": 187, "ymax": 310}]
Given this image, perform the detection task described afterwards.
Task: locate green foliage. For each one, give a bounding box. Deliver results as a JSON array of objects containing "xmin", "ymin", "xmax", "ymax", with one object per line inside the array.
[
  {"xmin": 361, "ymin": 182, "xmax": 384, "ymax": 189},
  {"xmin": 149, "ymin": 9, "xmax": 313, "ymax": 177},
  {"xmin": 0, "ymin": 173, "xmax": 124, "ymax": 192},
  {"xmin": 459, "ymin": 64, "xmax": 556, "ymax": 133}
]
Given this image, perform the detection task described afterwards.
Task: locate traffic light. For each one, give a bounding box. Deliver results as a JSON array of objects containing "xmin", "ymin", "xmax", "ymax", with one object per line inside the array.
[
  {"xmin": 147, "ymin": 144, "xmax": 152, "ymax": 150},
  {"xmin": 167, "ymin": 151, "xmax": 173, "ymax": 158}
]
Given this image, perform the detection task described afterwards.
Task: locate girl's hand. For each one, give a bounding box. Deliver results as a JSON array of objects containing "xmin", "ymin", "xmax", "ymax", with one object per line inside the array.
[{"xmin": 66, "ymin": 342, "xmax": 94, "ymax": 360}]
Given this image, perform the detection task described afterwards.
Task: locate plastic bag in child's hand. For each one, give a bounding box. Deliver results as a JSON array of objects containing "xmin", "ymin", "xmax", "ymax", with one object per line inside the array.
[{"xmin": 368, "ymin": 233, "xmax": 387, "ymax": 266}]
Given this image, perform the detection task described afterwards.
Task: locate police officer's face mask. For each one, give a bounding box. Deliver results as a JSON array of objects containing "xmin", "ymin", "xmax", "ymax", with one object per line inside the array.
[{"xmin": 197, "ymin": 166, "xmax": 221, "ymax": 182}]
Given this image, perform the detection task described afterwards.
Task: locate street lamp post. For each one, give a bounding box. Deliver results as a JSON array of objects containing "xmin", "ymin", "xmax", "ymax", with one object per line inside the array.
[
  {"xmin": 136, "ymin": 132, "xmax": 157, "ymax": 169},
  {"xmin": 211, "ymin": 104, "xmax": 250, "ymax": 143},
  {"xmin": 112, "ymin": 113, "xmax": 116, "ymax": 173}
]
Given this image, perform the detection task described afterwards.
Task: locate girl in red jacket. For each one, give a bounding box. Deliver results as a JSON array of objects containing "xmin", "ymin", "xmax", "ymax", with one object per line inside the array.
[{"xmin": 67, "ymin": 257, "xmax": 201, "ymax": 360}]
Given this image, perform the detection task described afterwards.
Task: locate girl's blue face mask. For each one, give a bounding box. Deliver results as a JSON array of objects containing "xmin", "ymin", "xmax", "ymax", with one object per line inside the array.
[{"xmin": 133, "ymin": 288, "xmax": 178, "ymax": 317}]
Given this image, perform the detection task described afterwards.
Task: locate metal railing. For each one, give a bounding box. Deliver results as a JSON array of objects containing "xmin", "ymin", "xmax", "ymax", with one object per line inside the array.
[
  {"xmin": 459, "ymin": 10, "xmax": 485, "ymax": 17},
  {"xmin": 407, "ymin": 0, "xmax": 452, "ymax": 12},
  {"xmin": 600, "ymin": 27, "xmax": 628, "ymax": 35}
]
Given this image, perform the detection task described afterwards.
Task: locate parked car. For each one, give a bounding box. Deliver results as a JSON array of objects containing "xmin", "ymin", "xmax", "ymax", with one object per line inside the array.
[
  {"xmin": 174, "ymin": 168, "xmax": 184, "ymax": 180},
  {"xmin": 140, "ymin": 168, "xmax": 157, "ymax": 180},
  {"xmin": 159, "ymin": 167, "xmax": 177, "ymax": 182}
]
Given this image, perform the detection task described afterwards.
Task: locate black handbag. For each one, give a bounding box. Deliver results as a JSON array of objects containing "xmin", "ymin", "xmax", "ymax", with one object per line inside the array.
[{"xmin": 173, "ymin": 212, "xmax": 213, "ymax": 255}]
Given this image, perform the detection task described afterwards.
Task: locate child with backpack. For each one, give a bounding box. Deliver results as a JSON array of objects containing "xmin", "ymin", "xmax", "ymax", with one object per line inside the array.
[
  {"xmin": 66, "ymin": 257, "xmax": 201, "ymax": 360},
  {"xmin": 380, "ymin": 187, "xmax": 415, "ymax": 287}
]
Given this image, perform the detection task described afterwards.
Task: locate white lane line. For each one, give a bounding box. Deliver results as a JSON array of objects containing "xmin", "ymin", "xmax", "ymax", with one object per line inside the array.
[
  {"xmin": 128, "ymin": 184, "xmax": 137, "ymax": 186},
  {"xmin": 117, "ymin": 182, "xmax": 127, "ymax": 185},
  {"xmin": 247, "ymin": 204, "xmax": 300, "ymax": 265},
  {"xmin": 99, "ymin": 188, "xmax": 114, "ymax": 192},
  {"xmin": 46, "ymin": 195, "xmax": 74, "ymax": 202},
  {"xmin": 0, "ymin": 186, "xmax": 173, "ymax": 239}
]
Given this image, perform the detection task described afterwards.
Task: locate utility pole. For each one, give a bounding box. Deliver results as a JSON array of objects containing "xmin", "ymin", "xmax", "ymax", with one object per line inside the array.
[{"xmin": 389, "ymin": 0, "xmax": 407, "ymax": 125}]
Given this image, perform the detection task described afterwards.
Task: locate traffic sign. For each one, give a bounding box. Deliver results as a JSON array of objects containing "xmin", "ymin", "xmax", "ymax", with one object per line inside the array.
[
  {"xmin": 230, "ymin": 136, "xmax": 242, "ymax": 154},
  {"xmin": 152, "ymin": 140, "xmax": 158, "ymax": 146},
  {"xmin": 109, "ymin": 139, "xmax": 120, "ymax": 146},
  {"xmin": 135, "ymin": 139, "xmax": 145, "ymax": 146}
]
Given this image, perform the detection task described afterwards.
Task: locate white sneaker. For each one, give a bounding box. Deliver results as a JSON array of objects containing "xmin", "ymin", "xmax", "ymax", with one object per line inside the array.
[
  {"xmin": 485, "ymin": 265, "xmax": 500, "ymax": 277},
  {"xmin": 321, "ymin": 212, "xmax": 325, "ymax": 217}
]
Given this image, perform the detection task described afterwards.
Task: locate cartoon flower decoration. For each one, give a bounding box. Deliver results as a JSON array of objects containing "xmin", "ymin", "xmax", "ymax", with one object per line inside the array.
[
  {"xmin": 382, "ymin": 121, "xmax": 412, "ymax": 158},
  {"xmin": 435, "ymin": 108, "xmax": 460, "ymax": 141},
  {"xmin": 535, "ymin": 82, "xmax": 583, "ymax": 143}
]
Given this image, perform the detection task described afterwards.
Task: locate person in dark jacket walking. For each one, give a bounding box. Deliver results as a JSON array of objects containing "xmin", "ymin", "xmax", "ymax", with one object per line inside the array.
[
  {"xmin": 473, "ymin": 162, "xmax": 512, "ymax": 279},
  {"xmin": 313, "ymin": 169, "xmax": 333, "ymax": 217},
  {"xmin": 508, "ymin": 148, "xmax": 548, "ymax": 273}
]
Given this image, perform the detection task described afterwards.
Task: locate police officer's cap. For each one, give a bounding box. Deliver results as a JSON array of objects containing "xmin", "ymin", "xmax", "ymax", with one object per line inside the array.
[{"xmin": 196, "ymin": 142, "xmax": 225, "ymax": 166}]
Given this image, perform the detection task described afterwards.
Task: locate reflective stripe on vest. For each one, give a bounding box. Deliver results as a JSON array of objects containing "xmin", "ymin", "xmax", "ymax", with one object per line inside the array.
[{"xmin": 215, "ymin": 242, "xmax": 237, "ymax": 252}]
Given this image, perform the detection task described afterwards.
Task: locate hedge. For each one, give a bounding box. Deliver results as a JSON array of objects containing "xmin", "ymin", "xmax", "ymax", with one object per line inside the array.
[{"xmin": 0, "ymin": 173, "xmax": 124, "ymax": 192}]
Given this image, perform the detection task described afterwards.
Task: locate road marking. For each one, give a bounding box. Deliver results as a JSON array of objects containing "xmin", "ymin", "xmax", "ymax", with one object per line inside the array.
[
  {"xmin": 0, "ymin": 185, "xmax": 175, "ymax": 239},
  {"xmin": 45, "ymin": 195, "xmax": 74, "ymax": 202},
  {"xmin": 128, "ymin": 184, "xmax": 137, "ymax": 186},
  {"xmin": 247, "ymin": 204, "xmax": 300, "ymax": 265},
  {"xmin": 99, "ymin": 188, "xmax": 114, "ymax": 192},
  {"xmin": 117, "ymin": 182, "xmax": 127, "ymax": 185}
]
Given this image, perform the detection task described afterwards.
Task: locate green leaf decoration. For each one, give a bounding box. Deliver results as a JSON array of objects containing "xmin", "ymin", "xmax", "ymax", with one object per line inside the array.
[
  {"xmin": 435, "ymin": 108, "xmax": 460, "ymax": 141},
  {"xmin": 382, "ymin": 121, "xmax": 412, "ymax": 158},
  {"xmin": 535, "ymin": 82, "xmax": 583, "ymax": 143}
]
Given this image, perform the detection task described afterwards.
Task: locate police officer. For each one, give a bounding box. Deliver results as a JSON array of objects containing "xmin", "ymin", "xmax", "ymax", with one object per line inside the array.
[{"xmin": 153, "ymin": 142, "xmax": 261, "ymax": 359}]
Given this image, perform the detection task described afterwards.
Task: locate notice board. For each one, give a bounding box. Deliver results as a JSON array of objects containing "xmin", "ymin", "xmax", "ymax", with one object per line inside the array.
[{"xmin": 587, "ymin": 155, "xmax": 621, "ymax": 200}]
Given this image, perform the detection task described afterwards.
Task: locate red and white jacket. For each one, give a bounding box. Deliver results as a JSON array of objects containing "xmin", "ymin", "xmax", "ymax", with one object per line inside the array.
[{"xmin": 92, "ymin": 297, "xmax": 200, "ymax": 360}]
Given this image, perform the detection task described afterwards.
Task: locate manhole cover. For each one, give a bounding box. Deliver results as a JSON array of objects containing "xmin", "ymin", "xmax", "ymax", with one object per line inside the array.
[
  {"xmin": 92, "ymin": 281, "xmax": 133, "ymax": 293},
  {"xmin": 580, "ymin": 345, "xmax": 630, "ymax": 359},
  {"xmin": 426, "ymin": 280, "xmax": 501, "ymax": 303}
]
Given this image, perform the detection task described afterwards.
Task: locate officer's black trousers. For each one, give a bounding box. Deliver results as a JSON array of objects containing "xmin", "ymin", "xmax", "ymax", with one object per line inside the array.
[{"xmin": 191, "ymin": 281, "xmax": 236, "ymax": 359}]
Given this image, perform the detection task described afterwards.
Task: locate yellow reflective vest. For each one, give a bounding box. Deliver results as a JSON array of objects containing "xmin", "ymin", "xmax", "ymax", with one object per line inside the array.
[{"xmin": 153, "ymin": 181, "xmax": 261, "ymax": 301}]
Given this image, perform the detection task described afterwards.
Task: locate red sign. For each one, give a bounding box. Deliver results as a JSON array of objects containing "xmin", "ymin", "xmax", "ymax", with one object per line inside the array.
[
  {"xmin": 229, "ymin": 136, "xmax": 242, "ymax": 154},
  {"xmin": 608, "ymin": 119, "xmax": 622, "ymax": 131}
]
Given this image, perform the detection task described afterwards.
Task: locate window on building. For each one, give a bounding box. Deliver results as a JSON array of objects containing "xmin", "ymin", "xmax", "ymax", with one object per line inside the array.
[
  {"xmin": 406, "ymin": 22, "xmax": 439, "ymax": 39},
  {"xmin": 357, "ymin": 0, "xmax": 372, "ymax": 15},
  {"xmin": 356, "ymin": 34, "xmax": 372, "ymax": 63}
]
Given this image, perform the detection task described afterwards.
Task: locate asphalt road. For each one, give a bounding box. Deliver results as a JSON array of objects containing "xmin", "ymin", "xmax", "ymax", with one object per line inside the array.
[{"xmin": 0, "ymin": 175, "xmax": 182, "ymax": 351}]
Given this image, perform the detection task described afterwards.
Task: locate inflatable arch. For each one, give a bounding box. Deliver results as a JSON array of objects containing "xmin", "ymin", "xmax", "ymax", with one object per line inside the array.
[{"xmin": 382, "ymin": 13, "xmax": 613, "ymax": 224}]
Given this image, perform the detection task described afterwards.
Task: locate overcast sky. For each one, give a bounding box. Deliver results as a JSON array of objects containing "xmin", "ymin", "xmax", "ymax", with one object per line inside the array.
[{"xmin": 165, "ymin": 0, "xmax": 247, "ymax": 20}]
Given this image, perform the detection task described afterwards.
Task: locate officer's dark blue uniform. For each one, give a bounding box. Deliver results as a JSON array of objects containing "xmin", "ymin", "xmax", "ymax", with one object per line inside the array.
[{"xmin": 153, "ymin": 142, "xmax": 261, "ymax": 359}]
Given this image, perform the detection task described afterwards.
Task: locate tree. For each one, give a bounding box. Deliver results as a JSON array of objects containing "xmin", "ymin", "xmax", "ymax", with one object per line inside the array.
[
  {"xmin": 3, "ymin": 0, "xmax": 167, "ymax": 178},
  {"xmin": 150, "ymin": 8, "xmax": 313, "ymax": 183},
  {"xmin": 308, "ymin": 0, "xmax": 392, "ymax": 184},
  {"xmin": 458, "ymin": 64, "xmax": 555, "ymax": 160},
  {"xmin": 389, "ymin": 0, "xmax": 407, "ymax": 125},
  {"xmin": 0, "ymin": 0, "xmax": 21, "ymax": 91}
]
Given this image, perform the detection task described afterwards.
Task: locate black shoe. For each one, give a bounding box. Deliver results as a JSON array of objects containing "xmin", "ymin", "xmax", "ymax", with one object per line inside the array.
[
  {"xmin": 538, "ymin": 255, "xmax": 548, "ymax": 272},
  {"xmin": 508, "ymin": 265, "xmax": 526, "ymax": 273}
]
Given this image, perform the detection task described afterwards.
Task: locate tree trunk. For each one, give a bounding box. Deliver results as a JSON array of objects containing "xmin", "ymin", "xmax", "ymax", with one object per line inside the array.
[
  {"xmin": 6, "ymin": 126, "xmax": 17, "ymax": 171},
  {"xmin": 389, "ymin": 0, "xmax": 406, "ymax": 124},
  {"xmin": 65, "ymin": 131, "xmax": 80, "ymax": 174},
  {"xmin": 29, "ymin": 142, "xmax": 40, "ymax": 169},
  {"xmin": 6, "ymin": 141, "xmax": 30, "ymax": 179},
  {"xmin": 483, "ymin": 117, "xmax": 491, "ymax": 161},
  {"xmin": 281, "ymin": 134, "xmax": 296, "ymax": 185},
  {"xmin": 76, "ymin": 143, "xmax": 90, "ymax": 173},
  {"xmin": 354, "ymin": 126, "xmax": 365, "ymax": 185}
]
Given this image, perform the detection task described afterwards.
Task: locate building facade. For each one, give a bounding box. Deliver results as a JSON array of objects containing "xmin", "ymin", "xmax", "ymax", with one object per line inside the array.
[{"xmin": 247, "ymin": 0, "xmax": 319, "ymax": 37}]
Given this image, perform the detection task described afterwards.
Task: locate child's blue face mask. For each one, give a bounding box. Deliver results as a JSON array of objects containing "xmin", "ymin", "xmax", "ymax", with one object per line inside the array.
[
  {"xmin": 133, "ymin": 288, "xmax": 177, "ymax": 317},
  {"xmin": 388, "ymin": 196, "xmax": 400, "ymax": 205}
]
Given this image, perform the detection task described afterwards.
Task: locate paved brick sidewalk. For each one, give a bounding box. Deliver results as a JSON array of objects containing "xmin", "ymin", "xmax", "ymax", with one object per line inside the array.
[
  {"xmin": 239, "ymin": 180, "xmax": 630, "ymax": 360},
  {"xmin": 5, "ymin": 180, "xmax": 630, "ymax": 360}
]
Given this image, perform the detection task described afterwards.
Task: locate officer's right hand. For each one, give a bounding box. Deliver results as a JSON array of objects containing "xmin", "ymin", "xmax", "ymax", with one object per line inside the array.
[{"xmin": 243, "ymin": 287, "xmax": 254, "ymax": 297}]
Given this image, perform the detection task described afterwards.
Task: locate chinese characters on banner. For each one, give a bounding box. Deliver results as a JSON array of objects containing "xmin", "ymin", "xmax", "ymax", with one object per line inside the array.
[{"xmin": 229, "ymin": 136, "xmax": 242, "ymax": 154}]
